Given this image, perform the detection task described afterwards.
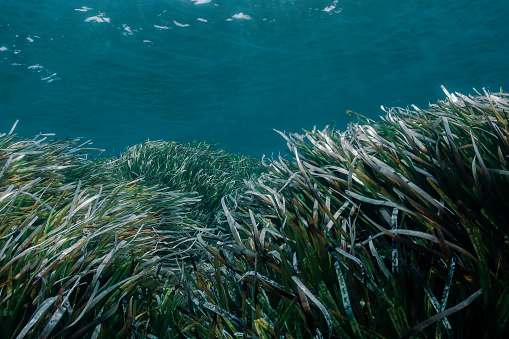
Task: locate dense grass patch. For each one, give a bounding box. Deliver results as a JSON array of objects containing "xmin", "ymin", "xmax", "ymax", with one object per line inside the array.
[
  {"xmin": 190, "ymin": 87, "xmax": 509, "ymax": 338},
  {"xmin": 1, "ymin": 87, "xmax": 508, "ymax": 338},
  {"xmin": 116, "ymin": 140, "xmax": 263, "ymax": 228},
  {"xmin": 0, "ymin": 133, "xmax": 199, "ymax": 338}
]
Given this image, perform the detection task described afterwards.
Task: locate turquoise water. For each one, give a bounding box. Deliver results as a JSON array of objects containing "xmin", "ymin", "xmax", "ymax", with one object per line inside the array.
[{"xmin": 1, "ymin": 0, "xmax": 508, "ymax": 157}]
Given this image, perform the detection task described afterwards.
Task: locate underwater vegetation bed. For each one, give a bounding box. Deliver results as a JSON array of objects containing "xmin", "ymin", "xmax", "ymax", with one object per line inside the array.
[{"xmin": 1, "ymin": 87, "xmax": 509, "ymax": 338}]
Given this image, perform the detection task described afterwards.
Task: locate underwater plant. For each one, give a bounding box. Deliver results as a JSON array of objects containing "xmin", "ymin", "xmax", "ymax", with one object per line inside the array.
[
  {"xmin": 0, "ymin": 131, "xmax": 200, "ymax": 338},
  {"xmin": 186, "ymin": 87, "xmax": 509, "ymax": 338},
  {"xmin": 2, "ymin": 86, "xmax": 508, "ymax": 338},
  {"xmin": 116, "ymin": 140, "xmax": 263, "ymax": 229}
]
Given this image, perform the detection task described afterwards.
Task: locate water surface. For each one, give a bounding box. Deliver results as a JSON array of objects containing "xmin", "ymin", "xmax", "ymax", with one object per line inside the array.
[{"xmin": 1, "ymin": 0, "xmax": 508, "ymax": 157}]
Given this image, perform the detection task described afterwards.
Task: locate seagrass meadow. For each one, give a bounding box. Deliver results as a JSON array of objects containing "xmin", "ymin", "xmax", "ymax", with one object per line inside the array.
[{"xmin": 1, "ymin": 87, "xmax": 509, "ymax": 338}]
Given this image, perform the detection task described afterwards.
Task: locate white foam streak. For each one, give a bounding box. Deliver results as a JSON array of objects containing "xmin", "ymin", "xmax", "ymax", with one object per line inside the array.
[
  {"xmin": 191, "ymin": 0, "xmax": 211, "ymax": 5},
  {"xmin": 173, "ymin": 20, "xmax": 190, "ymax": 27},
  {"xmin": 232, "ymin": 12, "xmax": 252, "ymax": 20},
  {"xmin": 85, "ymin": 14, "xmax": 111, "ymax": 23},
  {"xmin": 75, "ymin": 6, "xmax": 92, "ymax": 12}
]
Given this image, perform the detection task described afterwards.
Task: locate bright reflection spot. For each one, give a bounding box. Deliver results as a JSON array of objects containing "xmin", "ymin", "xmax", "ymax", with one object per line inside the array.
[
  {"xmin": 27, "ymin": 37, "xmax": 34, "ymax": 42},
  {"xmin": 28, "ymin": 64, "xmax": 44, "ymax": 71},
  {"xmin": 232, "ymin": 13, "xmax": 252, "ymax": 20},
  {"xmin": 85, "ymin": 14, "xmax": 111, "ymax": 23},
  {"xmin": 154, "ymin": 25, "xmax": 170, "ymax": 30},
  {"xmin": 75, "ymin": 6, "xmax": 92, "ymax": 12},
  {"xmin": 0, "ymin": 47, "xmax": 7, "ymax": 51},
  {"xmin": 122, "ymin": 24, "xmax": 134, "ymax": 35},
  {"xmin": 197, "ymin": 18, "xmax": 208, "ymax": 22},
  {"xmin": 23, "ymin": 64, "xmax": 61, "ymax": 83},
  {"xmin": 41, "ymin": 73, "xmax": 60, "ymax": 83},
  {"xmin": 323, "ymin": 0, "xmax": 341, "ymax": 13},
  {"xmin": 173, "ymin": 20, "xmax": 190, "ymax": 27},
  {"xmin": 191, "ymin": 0, "xmax": 211, "ymax": 5}
]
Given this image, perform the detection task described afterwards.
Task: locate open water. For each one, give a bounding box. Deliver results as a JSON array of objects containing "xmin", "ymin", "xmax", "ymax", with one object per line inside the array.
[{"xmin": 1, "ymin": 0, "xmax": 508, "ymax": 157}]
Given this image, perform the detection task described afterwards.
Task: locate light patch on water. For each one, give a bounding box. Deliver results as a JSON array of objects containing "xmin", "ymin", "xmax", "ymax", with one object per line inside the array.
[
  {"xmin": 154, "ymin": 25, "xmax": 170, "ymax": 30},
  {"xmin": 122, "ymin": 24, "xmax": 134, "ymax": 35},
  {"xmin": 14, "ymin": 63, "xmax": 61, "ymax": 83},
  {"xmin": 26, "ymin": 36, "xmax": 40, "ymax": 43},
  {"xmin": 323, "ymin": 0, "xmax": 341, "ymax": 13},
  {"xmin": 41, "ymin": 73, "xmax": 61, "ymax": 83},
  {"xmin": 173, "ymin": 20, "xmax": 190, "ymax": 27},
  {"xmin": 0, "ymin": 47, "xmax": 7, "ymax": 51},
  {"xmin": 197, "ymin": 18, "xmax": 208, "ymax": 22},
  {"xmin": 232, "ymin": 13, "xmax": 252, "ymax": 20},
  {"xmin": 28, "ymin": 64, "xmax": 44, "ymax": 71},
  {"xmin": 85, "ymin": 14, "xmax": 111, "ymax": 23},
  {"xmin": 75, "ymin": 6, "xmax": 92, "ymax": 12},
  {"xmin": 191, "ymin": 0, "xmax": 211, "ymax": 5}
]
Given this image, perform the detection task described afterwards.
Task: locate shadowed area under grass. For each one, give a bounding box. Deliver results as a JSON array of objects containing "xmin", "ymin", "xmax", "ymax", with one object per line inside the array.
[{"xmin": 1, "ymin": 87, "xmax": 509, "ymax": 338}]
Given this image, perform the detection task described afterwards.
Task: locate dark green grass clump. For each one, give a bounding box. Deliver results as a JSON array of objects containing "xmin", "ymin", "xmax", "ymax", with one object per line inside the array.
[{"xmin": 186, "ymin": 87, "xmax": 509, "ymax": 338}]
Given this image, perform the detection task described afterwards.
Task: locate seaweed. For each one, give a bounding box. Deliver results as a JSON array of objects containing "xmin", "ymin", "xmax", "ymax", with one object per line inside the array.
[{"xmin": 2, "ymin": 86, "xmax": 509, "ymax": 338}]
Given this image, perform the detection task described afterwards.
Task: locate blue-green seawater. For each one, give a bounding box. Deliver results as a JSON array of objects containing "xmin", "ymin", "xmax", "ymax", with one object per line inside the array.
[{"xmin": 1, "ymin": 0, "xmax": 508, "ymax": 157}]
